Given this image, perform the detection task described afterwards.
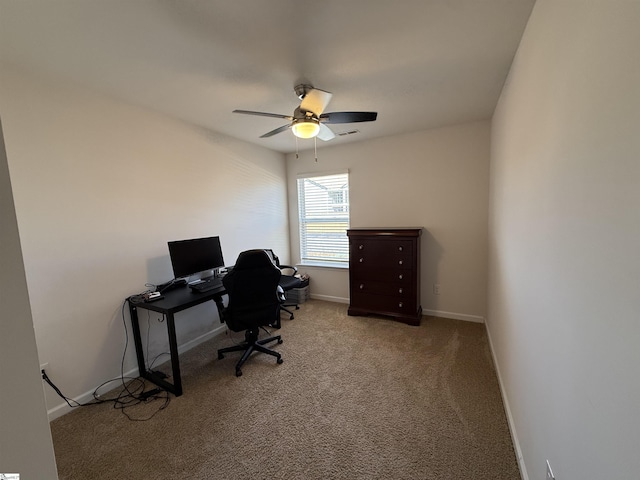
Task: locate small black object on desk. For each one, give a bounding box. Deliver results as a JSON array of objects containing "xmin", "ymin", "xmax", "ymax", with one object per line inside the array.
[
  {"xmin": 144, "ymin": 294, "xmax": 164, "ymax": 303},
  {"xmin": 157, "ymin": 278, "xmax": 187, "ymax": 294}
]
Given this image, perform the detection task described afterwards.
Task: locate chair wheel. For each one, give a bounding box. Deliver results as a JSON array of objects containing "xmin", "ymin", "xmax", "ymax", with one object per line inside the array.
[
  {"xmin": 218, "ymin": 353, "xmax": 224, "ymax": 360},
  {"xmin": 277, "ymin": 357, "xmax": 283, "ymax": 364},
  {"xmin": 289, "ymin": 314, "xmax": 294, "ymax": 320},
  {"xmin": 277, "ymin": 338, "xmax": 283, "ymax": 344},
  {"xmin": 235, "ymin": 369, "xmax": 242, "ymax": 377}
]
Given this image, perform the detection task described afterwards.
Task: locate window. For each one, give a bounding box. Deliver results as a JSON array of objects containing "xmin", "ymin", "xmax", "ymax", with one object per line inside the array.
[{"xmin": 297, "ymin": 171, "xmax": 350, "ymax": 266}]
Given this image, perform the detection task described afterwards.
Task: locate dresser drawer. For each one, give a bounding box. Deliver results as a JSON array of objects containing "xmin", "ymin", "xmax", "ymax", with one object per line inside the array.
[
  {"xmin": 350, "ymin": 266, "xmax": 414, "ymax": 285},
  {"xmin": 350, "ymin": 292, "xmax": 417, "ymax": 316},
  {"xmin": 351, "ymin": 279, "xmax": 414, "ymax": 298},
  {"xmin": 351, "ymin": 239, "xmax": 413, "ymax": 256},
  {"xmin": 350, "ymin": 251, "xmax": 414, "ymax": 270}
]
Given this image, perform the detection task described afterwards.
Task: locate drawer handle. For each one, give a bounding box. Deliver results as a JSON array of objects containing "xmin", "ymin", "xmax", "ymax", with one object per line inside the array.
[
  {"xmin": 398, "ymin": 302, "xmax": 403, "ymax": 308},
  {"xmin": 398, "ymin": 260, "xmax": 403, "ymax": 265},
  {"xmin": 359, "ymin": 257, "xmax": 364, "ymax": 263},
  {"xmin": 359, "ymin": 244, "xmax": 364, "ymax": 250},
  {"xmin": 398, "ymin": 246, "xmax": 403, "ymax": 252},
  {"xmin": 359, "ymin": 283, "xmax": 365, "ymax": 290},
  {"xmin": 398, "ymin": 274, "xmax": 403, "ymax": 280},
  {"xmin": 398, "ymin": 288, "xmax": 403, "ymax": 294}
]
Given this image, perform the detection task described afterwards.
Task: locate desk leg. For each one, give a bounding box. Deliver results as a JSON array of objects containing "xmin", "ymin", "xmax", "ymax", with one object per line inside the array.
[
  {"xmin": 213, "ymin": 295, "xmax": 225, "ymax": 320},
  {"xmin": 128, "ymin": 302, "xmax": 183, "ymax": 397},
  {"xmin": 165, "ymin": 312, "xmax": 183, "ymax": 396},
  {"xmin": 128, "ymin": 303, "xmax": 147, "ymax": 382}
]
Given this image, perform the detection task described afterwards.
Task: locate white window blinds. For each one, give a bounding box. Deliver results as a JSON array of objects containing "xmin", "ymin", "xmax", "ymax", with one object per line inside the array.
[{"xmin": 297, "ymin": 172, "xmax": 350, "ymax": 265}]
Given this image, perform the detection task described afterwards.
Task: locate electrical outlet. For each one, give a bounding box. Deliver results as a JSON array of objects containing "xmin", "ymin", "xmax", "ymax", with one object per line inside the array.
[
  {"xmin": 546, "ymin": 460, "xmax": 555, "ymax": 480},
  {"xmin": 433, "ymin": 283, "xmax": 441, "ymax": 295},
  {"xmin": 40, "ymin": 362, "xmax": 49, "ymax": 380}
]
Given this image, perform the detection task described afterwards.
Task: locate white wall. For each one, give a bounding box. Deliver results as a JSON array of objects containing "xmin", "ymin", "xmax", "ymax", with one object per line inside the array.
[
  {"xmin": 0, "ymin": 68, "xmax": 289, "ymax": 418},
  {"xmin": 0, "ymin": 117, "xmax": 59, "ymax": 478},
  {"xmin": 488, "ymin": 1, "xmax": 640, "ymax": 479},
  {"xmin": 287, "ymin": 121, "xmax": 490, "ymax": 322}
]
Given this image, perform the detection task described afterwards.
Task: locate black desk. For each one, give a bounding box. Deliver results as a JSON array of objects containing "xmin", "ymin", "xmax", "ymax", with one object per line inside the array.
[{"xmin": 128, "ymin": 284, "xmax": 225, "ymax": 396}]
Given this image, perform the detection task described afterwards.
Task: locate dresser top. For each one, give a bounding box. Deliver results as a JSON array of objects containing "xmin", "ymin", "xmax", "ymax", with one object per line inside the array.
[{"xmin": 347, "ymin": 227, "xmax": 422, "ymax": 237}]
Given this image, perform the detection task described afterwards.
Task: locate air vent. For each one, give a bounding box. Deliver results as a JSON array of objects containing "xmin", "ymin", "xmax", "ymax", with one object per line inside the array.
[{"xmin": 337, "ymin": 130, "xmax": 360, "ymax": 137}]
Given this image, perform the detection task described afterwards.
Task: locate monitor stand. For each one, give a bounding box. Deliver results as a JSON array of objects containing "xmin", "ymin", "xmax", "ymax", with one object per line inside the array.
[{"xmin": 188, "ymin": 269, "xmax": 217, "ymax": 285}]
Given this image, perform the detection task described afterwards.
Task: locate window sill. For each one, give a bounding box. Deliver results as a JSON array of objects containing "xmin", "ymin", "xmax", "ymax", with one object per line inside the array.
[{"xmin": 298, "ymin": 261, "xmax": 349, "ymax": 270}]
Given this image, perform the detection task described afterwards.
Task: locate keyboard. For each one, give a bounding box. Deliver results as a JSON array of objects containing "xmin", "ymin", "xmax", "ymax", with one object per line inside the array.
[{"xmin": 189, "ymin": 277, "xmax": 223, "ymax": 293}]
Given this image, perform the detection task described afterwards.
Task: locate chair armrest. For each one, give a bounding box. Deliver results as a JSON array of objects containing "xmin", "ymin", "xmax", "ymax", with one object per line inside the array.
[{"xmin": 278, "ymin": 264, "xmax": 298, "ymax": 275}]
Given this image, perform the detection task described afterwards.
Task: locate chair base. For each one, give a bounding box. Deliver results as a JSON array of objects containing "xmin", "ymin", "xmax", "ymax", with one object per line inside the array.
[
  {"xmin": 269, "ymin": 303, "xmax": 300, "ymax": 329},
  {"xmin": 217, "ymin": 330, "xmax": 283, "ymax": 377},
  {"xmin": 280, "ymin": 303, "xmax": 300, "ymax": 320}
]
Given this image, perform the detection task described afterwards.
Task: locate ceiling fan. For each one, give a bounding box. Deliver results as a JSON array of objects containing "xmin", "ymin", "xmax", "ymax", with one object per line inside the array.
[{"xmin": 233, "ymin": 84, "xmax": 377, "ymax": 141}]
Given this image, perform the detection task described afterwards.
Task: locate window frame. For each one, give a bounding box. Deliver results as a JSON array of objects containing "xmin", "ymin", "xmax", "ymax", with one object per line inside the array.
[{"xmin": 296, "ymin": 170, "xmax": 350, "ymax": 268}]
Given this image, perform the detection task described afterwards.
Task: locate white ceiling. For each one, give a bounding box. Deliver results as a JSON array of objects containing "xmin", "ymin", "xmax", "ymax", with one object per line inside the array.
[{"xmin": 0, "ymin": 0, "xmax": 535, "ymax": 153}]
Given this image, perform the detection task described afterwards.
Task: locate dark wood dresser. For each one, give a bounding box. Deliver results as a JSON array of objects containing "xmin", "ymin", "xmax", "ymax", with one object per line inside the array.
[{"xmin": 347, "ymin": 228, "xmax": 422, "ymax": 325}]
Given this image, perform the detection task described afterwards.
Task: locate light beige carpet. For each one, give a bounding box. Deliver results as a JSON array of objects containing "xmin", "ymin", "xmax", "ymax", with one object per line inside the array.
[{"xmin": 50, "ymin": 300, "xmax": 520, "ymax": 479}]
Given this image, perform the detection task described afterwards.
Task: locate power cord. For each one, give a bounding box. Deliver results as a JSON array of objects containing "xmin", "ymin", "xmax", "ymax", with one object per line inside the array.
[
  {"xmin": 41, "ymin": 368, "xmax": 170, "ymax": 421},
  {"xmin": 40, "ymin": 297, "xmax": 172, "ymax": 421}
]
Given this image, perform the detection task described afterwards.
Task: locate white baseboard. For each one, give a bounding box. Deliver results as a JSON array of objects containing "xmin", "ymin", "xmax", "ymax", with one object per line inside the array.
[
  {"xmin": 484, "ymin": 319, "xmax": 528, "ymax": 480},
  {"xmin": 308, "ymin": 296, "xmax": 485, "ymax": 324},
  {"xmin": 310, "ymin": 294, "xmax": 349, "ymax": 304},
  {"xmin": 422, "ymin": 309, "xmax": 485, "ymax": 323},
  {"xmin": 178, "ymin": 324, "xmax": 226, "ymax": 354},
  {"xmin": 46, "ymin": 324, "xmax": 227, "ymax": 421}
]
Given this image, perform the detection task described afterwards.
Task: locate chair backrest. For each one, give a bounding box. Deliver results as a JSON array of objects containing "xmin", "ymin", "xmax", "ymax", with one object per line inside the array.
[
  {"xmin": 263, "ymin": 248, "xmax": 280, "ymax": 267},
  {"xmin": 222, "ymin": 249, "xmax": 282, "ymax": 331},
  {"xmin": 263, "ymin": 248, "xmax": 298, "ymax": 276}
]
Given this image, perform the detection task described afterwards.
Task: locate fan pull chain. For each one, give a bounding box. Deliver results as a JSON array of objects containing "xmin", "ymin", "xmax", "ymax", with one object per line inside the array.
[
  {"xmin": 295, "ymin": 136, "xmax": 299, "ymax": 159},
  {"xmin": 314, "ymin": 136, "xmax": 318, "ymax": 162}
]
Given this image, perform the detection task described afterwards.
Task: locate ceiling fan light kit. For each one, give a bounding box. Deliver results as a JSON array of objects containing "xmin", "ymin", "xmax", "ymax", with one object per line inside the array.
[
  {"xmin": 291, "ymin": 119, "xmax": 320, "ymax": 139},
  {"xmin": 233, "ymin": 84, "xmax": 377, "ymax": 143}
]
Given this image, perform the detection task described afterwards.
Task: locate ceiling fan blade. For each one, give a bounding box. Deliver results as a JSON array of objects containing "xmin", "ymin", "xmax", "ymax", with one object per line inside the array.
[
  {"xmin": 317, "ymin": 123, "xmax": 336, "ymax": 141},
  {"xmin": 300, "ymin": 88, "xmax": 333, "ymax": 116},
  {"xmin": 260, "ymin": 124, "xmax": 291, "ymax": 138},
  {"xmin": 233, "ymin": 109, "xmax": 292, "ymax": 120},
  {"xmin": 320, "ymin": 111, "xmax": 378, "ymax": 124}
]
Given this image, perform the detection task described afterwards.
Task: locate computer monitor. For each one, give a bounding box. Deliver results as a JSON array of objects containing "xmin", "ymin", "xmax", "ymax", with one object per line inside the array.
[{"xmin": 167, "ymin": 236, "xmax": 225, "ymax": 280}]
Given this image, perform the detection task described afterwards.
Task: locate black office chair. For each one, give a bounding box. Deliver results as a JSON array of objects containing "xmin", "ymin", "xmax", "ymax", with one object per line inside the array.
[
  {"xmin": 217, "ymin": 249, "xmax": 285, "ymax": 377},
  {"xmin": 264, "ymin": 249, "xmax": 303, "ymax": 321}
]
